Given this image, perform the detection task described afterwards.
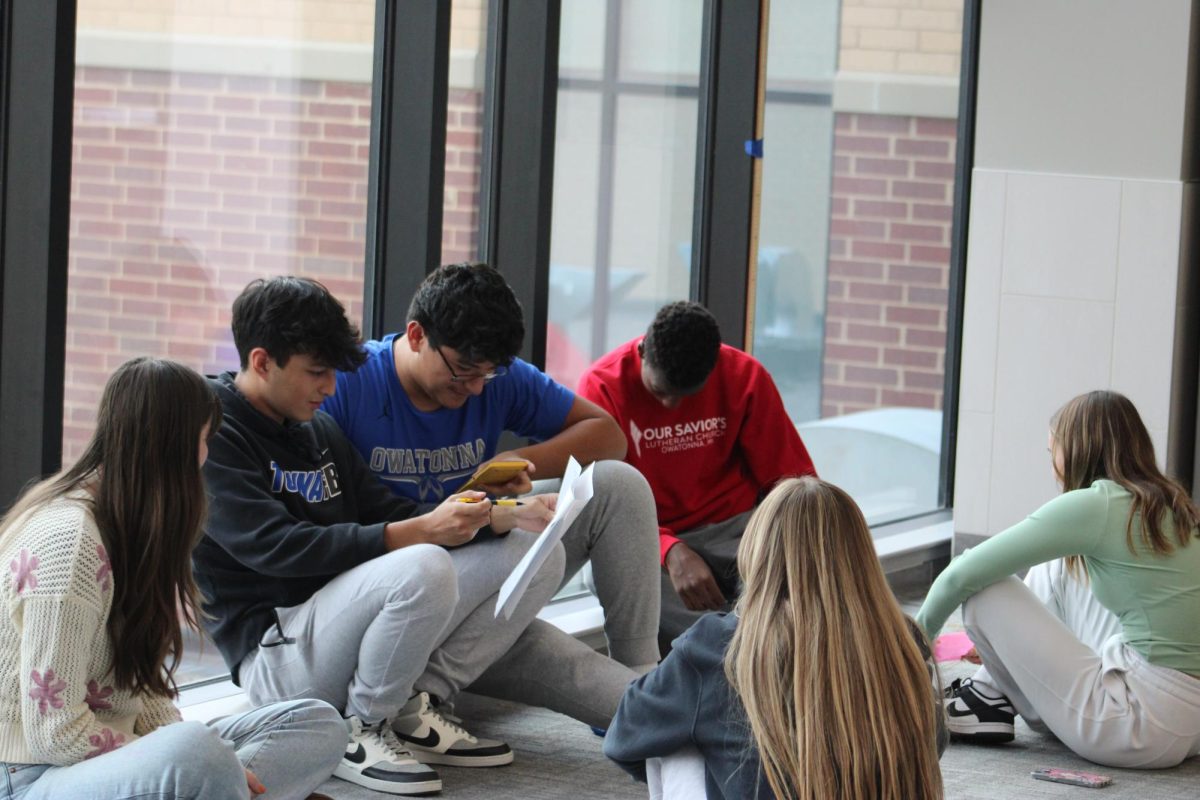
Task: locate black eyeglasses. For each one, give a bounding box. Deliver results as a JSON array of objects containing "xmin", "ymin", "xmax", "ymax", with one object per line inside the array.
[{"xmin": 433, "ymin": 344, "xmax": 507, "ymax": 384}]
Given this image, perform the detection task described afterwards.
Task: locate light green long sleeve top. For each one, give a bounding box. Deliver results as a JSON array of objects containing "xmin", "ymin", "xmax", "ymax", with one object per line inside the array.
[{"xmin": 916, "ymin": 479, "xmax": 1200, "ymax": 675}]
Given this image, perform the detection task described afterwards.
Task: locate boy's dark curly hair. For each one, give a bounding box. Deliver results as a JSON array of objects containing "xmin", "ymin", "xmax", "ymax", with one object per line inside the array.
[
  {"xmin": 407, "ymin": 262, "xmax": 525, "ymax": 366},
  {"xmin": 231, "ymin": 276, "xmax": 366, "ymax": 371},
  {"xmin": 642, "ymin": 301, "xmax": 722, "ymax": 392}
]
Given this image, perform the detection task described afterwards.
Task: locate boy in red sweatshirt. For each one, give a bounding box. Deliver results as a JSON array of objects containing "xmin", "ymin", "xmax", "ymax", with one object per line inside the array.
[{"xmin": 579, "ymin": 301, "xmax": 816, "ymax": 649}]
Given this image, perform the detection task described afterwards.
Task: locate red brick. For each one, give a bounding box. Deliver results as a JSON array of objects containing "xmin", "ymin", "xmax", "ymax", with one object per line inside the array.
[
  {"xmin": 115, "ymin": 165, "xmax": 162, "ymax": 184},
  {"xmin": 828, "ymin": 238, "xmax": 846, "ymax": 257},
  {"xmin": 75, "ymin": 88, "xmax": 116, "ymax": 104},
  {"xmin": 71, "ymin": 200, "xmax": 110, "ymax": 218},
  {"xmin": 308, "ymin": 101, "xmax": 356, "ymax": 119},
  {"xmin": 882, "ymin": 389, "xmax": 938, "ymax": 409},
  {"xmin": 257, "ymin": 137, "xmax": 304, "ymax": 156},
  {"xmin": 74, "ymin": 125, "xmax": 113, "ymax": 141},
  {"xmin": 829, "ymin": 260, "xmax": 884, "ymax": 279},
  {"xmin": 121, "ymin": 260, "xmax": 166, "ymax": 278},
  {"xmin": 166, "ymin": 131, "xmax": 208, "ymax": 148},
  {"xmin": 109, "ymin": 277, "xmax": 156, "ymax": 296},
  {"xmin": 253, "ymin": 214, "xmax": 293, "ymax": 234},
  {"xmin": 78, "ymin": 220, "xmax": 124, "ymax": 238},
  {"xmin": 160, "ymin": 207, "xmax": 204, "ymax": 226},
  {"xmin": 211, "ymin": 134, "xmax": 256, "ymax": 152},
  {"xmin": 223, "ymin": 154, "xmax": 268, "ymax": 172},
  {"xmin": 322, "ymin": 161, "xmax": 367, "ymax": 180},
  {"xmin": 318, "ymin": 239, "xmax": 367, "ymax": 259},
  {"xmin": 915, "ymin": 160, "xmax": 956, "ymax": 181},
  {"xmin": 274, "ymin": 119, "xmax": 321, "ymax": 137},
  {"xmin": 308, "ymin": 140, "xmax": 355, "ymax": 159},
  {"xmin": 826, "ymin": 279, "xmax": 846, "ymax": 298},
  {"xmin": 834, "ymin": 134, "xmax": 889, "ymax": 154},
  {"xmin": 112, "ymin": 203, "xmax": 157, "ymax": 221},
  {"xmin": 890, "ymin": 222, "xmax": 946, "ymax": 243},
  {"xmin": 830, "ymin": 219, "xmax": 886, "ymax": 238},
  {"xmin": 225, "ymin": 116, "xmax": 272, "ymax": 134},
  {"xmin": 913, "ymin": 203, "xmax": 953, "ymax": 222},
  {"xmin": 122, "ymin": 297, "xmax": 169, "ymax": 316},
  {"xmin": 320, "ymin": 200, "xmax": 366, "ymax": 217},
  {"xmin": 833, "ymin": 154, "xmax": 852, "ymax": 174},
  {"xmin": 852, "ymin": 240, "xmax": 904, "ymax": 260},
  {"xmin": 916, "ymin": 118, "xmax": 958, "ymax": 138},
  {"xmin": 169, "ymin": 263, "xmax": 213, "ymax": 283},
  {"xmin": 828, "ymin": 300, "xmax": 882, "ymax": 321},
  {"xmin": 910, "ymin": 245, "xmax": 951, "ymax": 264},
  {"xmin": 849, "ymin": 281, "xmax": 904, "ymax": 302},
  {"xmin": 886, "ymin": 306, "xmax": 942, "ymax": 326},
  {"xmin": 885, "ymin": 347, "xmax": 939, "ymax": 368},
  {"xmin": 845, "ymin": 365, "xmax": 899, "ymax": 385},
  {"xmin": 835, "ymin": 113, "xmax": 852, "ymax": 131},
  {"xmin": 855, "ymin": 114, "xmax": 912, "ymax": 134},
  {"xmin": 127, "ymin": 148, "xmax": 168, "ymax": 166},
  {"xmin": 823, "ymin": 363, "xmax": 841, "ymax": 381},
  {"xmin": 833, "ymin": 176, "xmax": 888, "ymax": 196},
  {"xmin": 81, "ymin": 144, "xmax": 126, "ymax": 162},
  {"xmin": 256, "ymin": 176, "xmax": 303, "ymax": 195},
  {"xmin": 174, "ymin": 151, "xmax": 223, "ymax": 170},
  {"xmin": 74, "ymin": 163, "xmax": 114, "ymax": 180},
  {"xmin": 895, "ymin": 138, "xmax": 951, "ymax": 158},
  {"xmin": 224, "ymin": 193, "xmax": 271, "ymax": 211},
  {"xmin": 171, "ymin": 112, "xmax": 221, "ymax": 130},
  {"xmin": 847, "ymin": 323, "xmax": 901, "ymax": 343},
  {"xmin": 908, "ymin": 286, "xmax": 949, "ymax": 305},
  {"xmin": 325, "ymin": 82, "xmax": 372, "ymax": 101},
  {"xmin": 324, "ymin": 122, "xmax": 370, "ymax": 140},
  {"xmin": 853, "ymin": 199, "xmax": 909, "ymax": 219},
  {"xmin": 227, "ymin": 75, "xmax": 274, "ymax": 94},
  {"xmin": 825, "ymin": 320, "xmax": 844, "ymax": 339},
  {"xmin": 156, "ymin": 282, "xmax": 208, "ymax": 302},
  {"xmin": 174, "ymin": 188, "xmax": 220, "ymax": 206},
  {"xmin": 116, "ymin": 90, "xmax": 162, "ymax": 107},
  {"xmin": 125, "ymin": 223, "xmax": 167, "ymax": 240},
  {"xmin": 889, "ymin": 264, "xmax": 944, "ymax": 284},
  {"xmin": 904, "ymin": 370, "xmax": 945, "ymax": 390},
  {"xmin": 211, "ymin": 173, "xmax": 257, "ymax": 192},
  {"xmin": 854, "ymin": 156, "xmax": 910, "ymax": 177},
  {"xmin": 214, "ymin": 95, "xmax": 256, "ymax": 113},
  {"xmin": 169, "ymin": 93, "xmax": 210, "ymax": 110},
  {"xmin": 905, "ymin": 328, "xmax": 946, "ymax": 348},
  {"xmin": 259, "ymin": 98, "xmax": 306, "ymax": 116},
  {"xmin": 892, "ymin": 181, "xmax": 947, "ymax": 201}
]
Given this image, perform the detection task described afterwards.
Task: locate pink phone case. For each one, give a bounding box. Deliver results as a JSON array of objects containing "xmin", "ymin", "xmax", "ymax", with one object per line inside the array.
[{"xmin": 1031, "ymin": 767, "xmax": 1112, "ymax": 788}]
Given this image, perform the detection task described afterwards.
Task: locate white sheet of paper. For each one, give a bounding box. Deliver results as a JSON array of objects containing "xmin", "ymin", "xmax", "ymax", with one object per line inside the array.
[{"xmin": 495, "ymin": 457, "xmax": 594, "ymax": 619}]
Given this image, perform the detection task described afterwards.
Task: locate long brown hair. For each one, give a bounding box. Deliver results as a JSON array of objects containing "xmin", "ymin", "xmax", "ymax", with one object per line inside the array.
[
  {"xmin": 0, "ymin": 358, "xmax": 221, "ymax": 697},
  {"xmin": 1051, "ymin": 390, "xmax": 1200, "ymax": 577},
  {"xmin": 725, "ymin": 477, "xmax": 943, "ymax": 799}
]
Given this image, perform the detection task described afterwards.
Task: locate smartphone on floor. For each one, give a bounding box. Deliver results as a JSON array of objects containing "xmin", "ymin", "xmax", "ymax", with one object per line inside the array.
[{"xmin": 1031, "ymin": 767, "xmax": 1113, "ymax": 788}]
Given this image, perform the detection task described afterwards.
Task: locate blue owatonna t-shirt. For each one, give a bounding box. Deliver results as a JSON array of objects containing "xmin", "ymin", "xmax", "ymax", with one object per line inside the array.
[{"xmin": 322, "ymin": 334, "xmax": 575, "ymax": 503}]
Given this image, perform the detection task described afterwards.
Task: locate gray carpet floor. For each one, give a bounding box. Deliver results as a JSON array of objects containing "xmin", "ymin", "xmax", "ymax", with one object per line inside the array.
[{"xmin": 317, "ymin": 596, "xmax": 1200, "ymax": 799}]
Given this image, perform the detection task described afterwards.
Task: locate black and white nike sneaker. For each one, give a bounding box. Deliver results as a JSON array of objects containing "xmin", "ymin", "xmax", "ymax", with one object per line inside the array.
[
  {"xmin": 334, "ymin": 715, "xmax": 442, "ymax": 795},
  {"xmin": 944, "ymin": 677, "xmax": 1016, "ymax": 743},
  {"xmin": 392, "ymin": 692, "xmax": 514, "ymax": 767}
]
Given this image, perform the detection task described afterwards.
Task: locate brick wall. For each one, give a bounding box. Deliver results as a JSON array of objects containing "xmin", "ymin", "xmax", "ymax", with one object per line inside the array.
[
  {"xmin": 64, "ymin": 66, "xmax": 484, "ymax": 461},
  {"xmin": 839, "ymin": 0, "xmax": 964, "ymax": 76},
  {"xmin": 821, "ymin": 112, "xmax": 956, "ymax": 418}
]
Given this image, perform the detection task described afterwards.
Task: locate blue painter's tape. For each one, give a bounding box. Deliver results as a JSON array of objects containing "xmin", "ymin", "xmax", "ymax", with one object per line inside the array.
[{"xmin": 744, "ymin": 138, "xmax": 764, "ymax": 158}]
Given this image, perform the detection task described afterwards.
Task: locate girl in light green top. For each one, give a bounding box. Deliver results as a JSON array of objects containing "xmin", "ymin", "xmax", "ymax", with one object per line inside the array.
[{"xmin": 918, "ymin": 390, "xmax": 1200, "ymax": 768}]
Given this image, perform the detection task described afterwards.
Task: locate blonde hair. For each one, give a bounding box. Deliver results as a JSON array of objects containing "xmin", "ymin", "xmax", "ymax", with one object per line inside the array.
[
  {"xmin": 725, "ymin": 477, "xmax": 943, "ymax": 799},
  {"xmin": 1051, "ymin": 391, "xmax": 1200, "ymax": 578}
]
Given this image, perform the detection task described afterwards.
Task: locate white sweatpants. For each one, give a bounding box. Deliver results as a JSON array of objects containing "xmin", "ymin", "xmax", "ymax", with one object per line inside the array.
[{"xmin": 964, "ymin": 561, "xmax": 1200, "ymax": 768}]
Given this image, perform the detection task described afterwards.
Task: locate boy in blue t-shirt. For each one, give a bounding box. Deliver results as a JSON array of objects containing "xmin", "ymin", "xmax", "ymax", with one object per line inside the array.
[{"xmin": 324, "ymin": 262, "xmax": 661, "ymax": 670}]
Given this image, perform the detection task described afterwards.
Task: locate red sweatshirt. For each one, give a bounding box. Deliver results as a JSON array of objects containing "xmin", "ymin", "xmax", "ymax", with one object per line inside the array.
[{"xmin": 579, "ymin": 339, "xmax": 816, "ymax": 564}]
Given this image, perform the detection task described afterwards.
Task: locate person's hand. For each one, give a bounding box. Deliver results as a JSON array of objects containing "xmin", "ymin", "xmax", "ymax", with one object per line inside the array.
[
  {"xmin": 664, "ymin": 542, "xmax": 726, "ymax": 611},
  {"xmin": 476, "ymin": 452, "xmax": 535, "ymax": 496},
  {"xmin": 490, "ymin": 493, "xmax": 557, "ymax": 534},
  {"xmin": 964, "ymin": 646, "xmax": 982, "ymax": 665},
  {"xmin": 419, "ymin": 491, "xmax": 492, "ymax": 547},
  {"xmin": 245, "ymin": 768, "xmax": 266, "ymax": 796}
]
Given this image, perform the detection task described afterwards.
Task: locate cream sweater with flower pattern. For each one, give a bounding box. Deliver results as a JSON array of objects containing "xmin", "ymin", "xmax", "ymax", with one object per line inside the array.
[{"xmin": 0, "ymin": 495, "xmax": 180, "ymax": 766}]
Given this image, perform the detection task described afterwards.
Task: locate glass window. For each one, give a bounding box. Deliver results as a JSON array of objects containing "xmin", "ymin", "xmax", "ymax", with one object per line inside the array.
[
  {"xmin": 547, "ymin": 0, "xmax": 702, "ymax": 393},
  {"xmin": 69, "ymin": 0, "xmax": 377, "ymax": 686},
  {"xmin": 754, "ymin": 0, "xmax": 963, "ymax": 526},
  {"xmin": 443, "ymin": 0, "xmax": 487, "ymax": 264}
]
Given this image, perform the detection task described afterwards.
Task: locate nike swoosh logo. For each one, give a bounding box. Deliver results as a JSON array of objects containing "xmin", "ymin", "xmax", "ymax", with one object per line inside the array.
[
  {"xmin": 398, "ymin": 729, "xmax": 441, "ymax": 749},
  {"xmin": 344, "ymin": 743, "xmax": 367, "ymax": 764}
]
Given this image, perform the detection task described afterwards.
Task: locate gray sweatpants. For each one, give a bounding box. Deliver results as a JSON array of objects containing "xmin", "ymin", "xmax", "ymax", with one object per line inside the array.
[
  {"xmin": 239, "ymin": 533, "xmax": 564, "ymax": 724},
  {"xmin": 964, "ymin": 561, "xmax": 1200, "ymax": 768},
  {"xmin": 467, "ymin": 460, "xmax": 657, "ymax": 728}
]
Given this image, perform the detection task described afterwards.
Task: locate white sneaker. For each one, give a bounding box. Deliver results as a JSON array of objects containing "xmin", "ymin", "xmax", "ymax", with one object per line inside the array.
[
  {"xmin": 392, "ymin": 692, "xmax": 514, "ymax": 767},
  {"xmin": 334, "ymin": 715, "xmax": 442, "ymax": 795}
]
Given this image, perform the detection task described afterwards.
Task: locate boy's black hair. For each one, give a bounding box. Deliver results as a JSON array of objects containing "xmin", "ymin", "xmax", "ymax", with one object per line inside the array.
[
  {"xmin": 407, "ymin": 262, "xmax": 525, "ymax": 366},
  {"xmin": 641, "ymin": 301, "xmax": 722, "ymax": 393},
  {"xmin": 231, "ymin": 276, "xmax": 367, "ymax": 371}
]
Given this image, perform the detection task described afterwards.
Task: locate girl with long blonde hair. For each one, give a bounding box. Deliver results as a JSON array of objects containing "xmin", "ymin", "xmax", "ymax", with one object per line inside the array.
[
  {"xmin": 0, "ymin": 358, "xmax": 346, "ymax": 800},
  {"xmin": 605, "ymin": 477, "xmax": 945, "ymax": 799},
  {"xmin": 921, "ymin": 390, "xmax": 1200, "ymax": 767}
]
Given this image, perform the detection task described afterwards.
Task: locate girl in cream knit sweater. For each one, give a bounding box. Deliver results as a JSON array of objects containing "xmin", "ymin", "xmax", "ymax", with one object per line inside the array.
[{"xmin": 0, "ymin": 358, "xmax": 346, "ymax": 800}]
